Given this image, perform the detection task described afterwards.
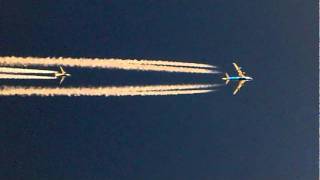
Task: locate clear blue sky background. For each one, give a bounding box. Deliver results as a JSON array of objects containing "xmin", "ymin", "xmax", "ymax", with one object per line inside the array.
[{"xmin": 0, "ymin": 1, "xmax": 317, "ymax": 179}]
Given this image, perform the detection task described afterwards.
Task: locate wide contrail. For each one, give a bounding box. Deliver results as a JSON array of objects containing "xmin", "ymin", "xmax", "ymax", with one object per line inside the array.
[
  {"xmin": 0, "ymin": 84, "xmax": 216, "ymax": 97},
  {"xmin": 122, "ymin": 59, "xmax": 215, "ymax": 68},
  {"xmin": 0, "ymin": 67, "xmax": 57, "ymax": 74},
  {"xmin": 0, "ymin": 56, "xmax": 218, "ymax": 74},
  {"xmin": 0, "ymin": 73, "xmax": 56, "ymax": 80}
]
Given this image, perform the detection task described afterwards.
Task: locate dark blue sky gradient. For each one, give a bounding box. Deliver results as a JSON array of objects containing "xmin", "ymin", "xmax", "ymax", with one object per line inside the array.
[{"xmin": 0, "ymin": 1, "xmax": 317, "ymax": 179}]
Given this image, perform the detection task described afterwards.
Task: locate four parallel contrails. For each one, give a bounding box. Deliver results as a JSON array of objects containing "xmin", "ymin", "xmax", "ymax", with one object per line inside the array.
[{"xmin": 0, "ymin": 56, "xmax": 221, "ymax": 97}]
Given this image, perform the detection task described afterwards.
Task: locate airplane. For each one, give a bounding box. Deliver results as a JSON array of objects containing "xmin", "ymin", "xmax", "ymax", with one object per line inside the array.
[
  {"xmin": 54, "ymin": 66, "xmax": 71, "ymax": 85},
  {"xmin": 222, "ymin": 63, "xmax": 253, "ymax": 95}
]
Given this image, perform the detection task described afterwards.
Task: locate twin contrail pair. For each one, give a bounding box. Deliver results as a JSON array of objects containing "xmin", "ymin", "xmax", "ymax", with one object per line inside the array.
[
  {"xmin": 0, "ymin": 56, "xmax": 219, "ymax": 74},
  {"xmin": 0, "ymin": 67, "xmax": 58, "ymax": 80}
]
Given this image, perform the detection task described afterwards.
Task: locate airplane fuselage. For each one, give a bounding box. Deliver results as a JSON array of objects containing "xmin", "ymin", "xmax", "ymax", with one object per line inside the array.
[
  {"xmin": 225, "ymin": 76, "xmax": 253, "ymax": 81},
  {"xmin": 55, "ymin": 66, "xmax": 71, "ymax": 84},
  {"xmin": 55, "ymin": 73, "xmax": 71, "ymax": 77},
  {"xmin": 222, "ymin": 62, "xmax": 253, "ymax": 95}
]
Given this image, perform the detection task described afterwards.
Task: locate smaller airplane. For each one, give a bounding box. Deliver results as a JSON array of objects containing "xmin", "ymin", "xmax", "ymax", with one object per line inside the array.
[
  {"xmin": 55, "ymin": 66, "xmax": 71, "ymax": 85},
  {"xmin": 222, "ymin": 63, "xmax": 253, "ymax": 95}
]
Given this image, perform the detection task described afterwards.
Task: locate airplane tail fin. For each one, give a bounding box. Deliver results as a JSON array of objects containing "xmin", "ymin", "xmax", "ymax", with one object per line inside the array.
[{"xmin": 222, "ymin": 73, "xmax": 230, "ymax": 85}]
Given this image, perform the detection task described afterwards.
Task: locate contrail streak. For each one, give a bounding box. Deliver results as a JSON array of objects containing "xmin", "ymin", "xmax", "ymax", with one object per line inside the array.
[
  {"xmin": 0, "ymin": 56, "xmax": 218, "ymax": 74},
  {"xmin": 0, "ymin": 73, "xmax": 56, "ymax": 80},
  {"xmin": 0, "ymin": 67, "xmax": 57, "ymax": 74},
  {"xmin": 109, "ymin": 84, "xmax": 217, "ymax": 92},
  {"xmin": 123, "ymin": 59, "xmax": 215, "ymax": 68},
  {"xmin": 0, "ymin": 84, "xmax": 216, "ymax": 97}
]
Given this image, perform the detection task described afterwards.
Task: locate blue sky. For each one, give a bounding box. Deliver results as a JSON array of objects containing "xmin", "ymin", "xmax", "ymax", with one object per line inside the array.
[{"xmin": 0, "ymin": 1, "xmax": 317, "ymax": 179}]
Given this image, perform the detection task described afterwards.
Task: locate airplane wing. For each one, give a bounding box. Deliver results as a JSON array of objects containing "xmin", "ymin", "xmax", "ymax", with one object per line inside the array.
[
  {"xmin": 232, "ymin": 63, "xmax": 245, "ymax": 77},
  {"xmin": 59, "ymin": 76, "xmax": 66, "ymax": 85},
  {"xmin": 59, "ymin": 66, "xmax": 66, "ymax": 74},
  {"xmin": 233, "ymin": 80, "xmax": 246, "ymax": 95}
]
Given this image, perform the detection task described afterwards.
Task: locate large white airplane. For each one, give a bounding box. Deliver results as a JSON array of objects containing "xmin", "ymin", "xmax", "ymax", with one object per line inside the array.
[
  {"xmin": 222, "ymin": 63, "xmax": 253, "ymax": 95},
  {"xmin": 55, "ymin": 66, "xmax": 71, "ymax": 85}
]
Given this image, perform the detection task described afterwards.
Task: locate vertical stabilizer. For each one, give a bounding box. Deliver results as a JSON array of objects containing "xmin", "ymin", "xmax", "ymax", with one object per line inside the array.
[{"xmin": 224, "ymin": 73, "xmax": 230, "ymax": 84}]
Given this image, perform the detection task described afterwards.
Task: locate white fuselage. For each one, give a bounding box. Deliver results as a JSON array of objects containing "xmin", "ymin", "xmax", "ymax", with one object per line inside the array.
[
  {"xmin": 224, "ymin": 76, "xmax": 253, "ymax": 81},
  {"xmin": 55, "ymin": 73, "xmax": 71, "ymax": 77}
]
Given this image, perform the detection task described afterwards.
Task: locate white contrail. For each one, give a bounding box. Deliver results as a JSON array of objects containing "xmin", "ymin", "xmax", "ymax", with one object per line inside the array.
[
  {"xmin": 0, "ymin": 73, "xmax": 56, "ymax": 80},
  {"xmin": 0, "ymin": 67, "xmax": 57, "ymax": 74},
  {"xmin": 123, "ymin": 59, "xmax": 216, "ymax": 68},
  {"xmin": 0, "ymin": 84, "xmax": 216, "ymax": 97},
  {"xmin": 110, "ymin": 84, "xmax": 217, "ymax": 92},
  {"xmin": 0, "ymin": 56, "xmax": 218, "ymax": 74}
]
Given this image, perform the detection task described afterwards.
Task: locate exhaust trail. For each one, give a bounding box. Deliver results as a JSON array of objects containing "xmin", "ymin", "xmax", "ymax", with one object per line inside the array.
[
  {"xmin": 105, "ymin": 84, "xmax": 217, "ymax": 92},
  {"xmin": 122, "ymin": 59, "xmax": 215, "ymax": 68},
  {"xmin": 0, "ymin": 73, "xmax": 56, "ymax": 80},
  {"xmin": 0, "ymin": 84, "xmax": 216, "ymax": 97},
  {"xmin": 0, "ymin": 56, "xmax": 218, "ymax": 74},
  {"xmin": 0, "ymin": 67, "xmax": 57, "ymax": 74}
]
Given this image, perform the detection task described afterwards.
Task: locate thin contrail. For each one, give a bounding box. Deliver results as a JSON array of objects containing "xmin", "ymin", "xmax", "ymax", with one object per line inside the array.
[
  {"xmin": 0, "ymin": 56, "xmax": 218, "ymax": 74},
  {"xmin": 0, "ymin": 73, "xmax": 56, "ymax": 80},
  {"xmin": 0, "ymin": 84, "xmax": 216, "ymax": 97},
  {"xmin": 0, "ymin": 67, "xmax": 57, "ymax": 74}
]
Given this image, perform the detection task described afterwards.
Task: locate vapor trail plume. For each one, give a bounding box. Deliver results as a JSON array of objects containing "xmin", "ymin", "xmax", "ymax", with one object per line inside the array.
[
  {"xmin": 0, "ymin": 84, "xmax": 215, "ymax": 97},
  {"xmin": 107, "ymin": 84, "xmax": 217, "ymax": 92},
  {"xmin": 123, "ymin": 60, "xmax": 215, "ymax": 68},
  {"xmin": 0, "ymin": 67, "xmax": 57, "ymax": 74},
  {"xmin": 0, "ymin": 74, "xmax": 56, "ymax": 80},
  {"xmin": 0, "ymin": 57, "xmax": 218, "ymax": 74},
  {"xmin": 128, "ymin": 89, "xmax": 214, "ymax": 96}
]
